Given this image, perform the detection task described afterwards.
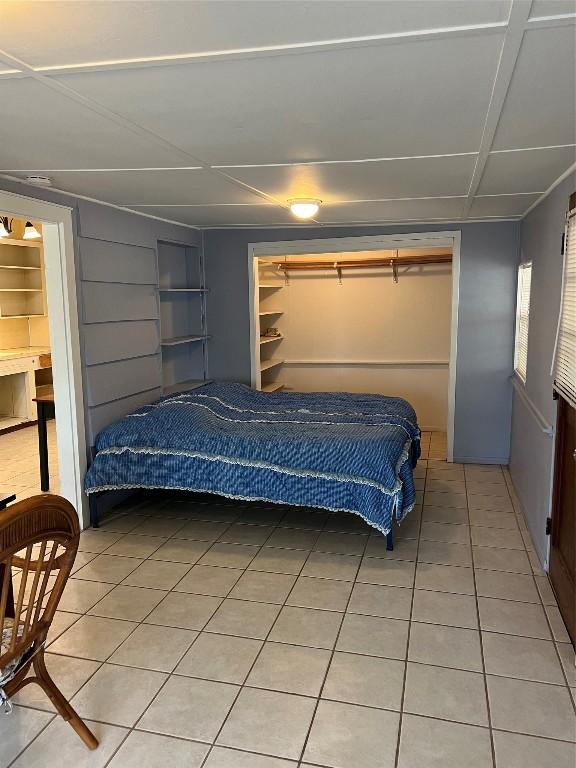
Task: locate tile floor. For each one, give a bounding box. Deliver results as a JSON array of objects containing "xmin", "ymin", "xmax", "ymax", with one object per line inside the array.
[
  {"xmin": 1, "ymin": 430, "xmax": 575, "ymax": 767},
  {"xmin": 0, "ymin": 422, "xmax": 60, "ymax": 499}
]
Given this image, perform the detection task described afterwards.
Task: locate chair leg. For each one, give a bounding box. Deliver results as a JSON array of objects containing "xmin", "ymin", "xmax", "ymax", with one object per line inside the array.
[
  {"xmin": 386, "ymin": 530, "xmax": 394, "ymax": 551},
  {"xmin": 32, "ymin": 652, "xmax": 98, "ymax": 749}
]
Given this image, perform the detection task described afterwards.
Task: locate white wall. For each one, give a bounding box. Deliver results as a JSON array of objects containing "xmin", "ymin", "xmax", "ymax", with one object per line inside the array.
[{"xmin": 267, "ymin": 257, "xmax": 452, "ymax": 430}]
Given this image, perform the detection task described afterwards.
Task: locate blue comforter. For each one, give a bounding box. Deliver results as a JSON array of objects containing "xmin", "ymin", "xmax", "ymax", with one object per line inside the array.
[{"xmin": 84, "ymin": 382, "xmax": 420, "ymax": 535}]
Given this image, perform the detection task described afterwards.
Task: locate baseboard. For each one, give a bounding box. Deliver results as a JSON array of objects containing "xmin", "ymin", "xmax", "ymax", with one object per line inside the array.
[{"xmin": 452, "ymin": 455, "xmax": 510, "ymax": 465}]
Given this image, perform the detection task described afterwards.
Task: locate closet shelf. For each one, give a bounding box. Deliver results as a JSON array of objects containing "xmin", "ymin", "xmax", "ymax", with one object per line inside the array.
[
  {"xmin": 161, "ymin": 335, "xmax": 209, "ymax": 347},
  {"xmin": 0, "ymin": 313, "xmax": 44, "ymax": 320},
  {"xmin": 163, "ymin": 379, "xmax": 212, "ymax": 395},
  {"xmin": 0, "ymin": 239, "xmax": 42, "ymax": 249},
  {"xmin": 261, "ymin": 382, "xmax": 284, "ymax": 393},
  {"xmin": 260, "ymin": 358, "xmax": 284, "ymax": 372},
  {"xmin": 0, "ymin": 288, "xmax": 43, "ymax": 292},
  {"xmin": 260, "ymin": 334, "xmax": 284, "ymax": 345},
  {"xmin": 259, "ymin": 310, "xmax": 283, "ymax": 316},
  {"xmin": 159, "ymin": 288, "xmax": 207, "ymax": 293},
  {"xmin": 259, "ymin": 283, "xmax": 283, "ymax": 290},
  {"xmin": 0, "ymin": 265, "xmax": 42, "ymax": 271}
]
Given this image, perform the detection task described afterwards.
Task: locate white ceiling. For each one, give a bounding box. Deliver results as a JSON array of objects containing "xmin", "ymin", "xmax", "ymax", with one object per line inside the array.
[{"xmin": 0, "ymin": 0, "xmax": 574, "ymax": 228}]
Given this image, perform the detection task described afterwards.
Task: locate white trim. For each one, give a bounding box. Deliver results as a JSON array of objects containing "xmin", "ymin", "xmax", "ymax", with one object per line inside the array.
[
  {"xmin": 521, "ymin": 161, "xmax": 576, "ymax": 219},
  {"xmin": 283, "ymin": 359, "xmax": 450, "ymax": 367},
  {"xmin": 0, "ymin": 189, "xmax": 87, "ymax": 526},
  {"xmin": 248, "ymin": 230, "xmax": 461, "ymax": 461},
  {"xmin": 511, "ymin": 375, "xmax": 555, "ymax": 437}
]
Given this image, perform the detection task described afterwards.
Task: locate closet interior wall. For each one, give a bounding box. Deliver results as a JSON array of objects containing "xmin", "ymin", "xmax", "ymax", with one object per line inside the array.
[{"xmin": 257, "ymin": 250, "xmax": 452, "ymax": 431}]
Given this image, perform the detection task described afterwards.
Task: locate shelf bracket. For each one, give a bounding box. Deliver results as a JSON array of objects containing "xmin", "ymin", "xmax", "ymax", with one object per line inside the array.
[{"xmin": 335, "ymin": 262, "xmax": 343, "ymax": 285}]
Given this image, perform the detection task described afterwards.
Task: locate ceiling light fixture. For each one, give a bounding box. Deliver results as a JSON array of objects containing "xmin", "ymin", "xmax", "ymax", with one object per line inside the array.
[
  {"xmin": 0, "ymin": 217, "xmax": 13, "ymax": 238},
  {"xmin": 288, "ymin": 198, "xmax": 321, "ymax": 219},
  {"xmin": 25, "ymin": 175, "xmax": 52, "ymax": 187},
  {"xmin": 23, "ymin": 221, "xmax": 41, "ymax": 240}
]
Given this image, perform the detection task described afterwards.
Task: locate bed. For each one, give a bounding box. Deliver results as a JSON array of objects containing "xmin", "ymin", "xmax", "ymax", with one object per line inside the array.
[{"xmin": 84, "ymin": 382, "xmax": 420, "ymax": 543}]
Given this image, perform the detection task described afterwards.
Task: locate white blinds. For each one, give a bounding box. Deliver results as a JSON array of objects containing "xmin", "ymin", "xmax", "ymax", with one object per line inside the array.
[
  {"xmin": 553, "ymin": 208, "xmax": 576, "ymax": 408},
  {"xmin": 515, "ymin": 262, "xmax": 532, "ymax": 382}
]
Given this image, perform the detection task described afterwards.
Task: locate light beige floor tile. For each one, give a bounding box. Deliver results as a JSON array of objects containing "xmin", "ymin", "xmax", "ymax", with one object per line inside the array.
[
  {"xmin": 229, "ymin": 570, "xmax": 296, "ymax": 603},
  {"xmin": 10, "ymin": 717, "xmax": 126, "ymax": 768},
  {"xmin": 313, "ymin": 531, "xmax": 368, "ymax": 555},
  {"xmin": 219, "ymin": 523, "xmax": 275, "ymax": 546},
  {"xmin": 176, "ymin": 632, "xmax": 262, "ymax": 683},
  {"xmin": 424, "ymin": 491, "xmax": 468, "ymax": 509},
  {"xmin": 58, "ymin": 579, "xmax": 114, "ymax": 613},
  {"xmin": 122, "ymin": 559, "xmax": 191, "ymax": 590},
  {"xmin": 100, "ymin": 513, "xmax": 149, "ymax": 534},
  {"xmin": 129, "ymin": 516, "xmax": 189, "ymax": 537},
  {"xmin": 109, "ymin": 623, "xmax": 197, "ymax": 671},
  {"xmin": 322, "ymin": 651, "xmax": 404, "ymax": 710},
  {"xmin": 357, "ymin": 556, "xmax": 415, "ymax": 588},
  {"xmin": 71, "ymin": 663, "xmax": 167, "ymax": 727},
  {"xmin": 173, "ymin": 520, "xmax": 231, "ymax": 541},
  {"xmin": 268, "ymin": 605, "xmax": 342, "ymax": 649},
  {"xmin": 423, "ymin": 505, "xmax": 469, "ymax": 525},
  {"xmin": 415, "ymin": 562, "xmax": 475, "ymax": 595},
  {"xmin": 478, "ymin": 597, "xmax": 551, "ymax": 639},
  {"xmin": 238, "ymin": 507, "xmax": 287, "ymax": 525},
  {"xmin": 72, "ymin": 553, "xmax": 144, "ymax": 584},
  {"xmin": 556, "ymin": 642, "xmax": 576, "ymax": 687},
  {"xmin": 88, "ymin": 585, "xmax": 166, "ymax": 622},
  {"xmin": 148, "ymin": 538, "xmax": 211, "ymax": 564},
  {"xmin": 394, "ymin": 511, "xmax": 422, "ymax": 540},
  {"xmin": 412, "ymin": 589, "xmax": 478, "ymax": 629},
  {"xmin": 105, "ymin": 535, "xmax": 167, "ymax": 558},
  {"xmin": 0, "ymin": 706, "xmax": 53, "ymax": 768},
  {"xmin": 418, "ymin": 539, "xmax": 472, "ymax": 567},
  {"xmin": 336, "ymin": 613, "xmax": 409, "ymax": 659},
  {"xmin": 468, "ymin": 493, "xmax": 513, "ymax": 512},
  {"xmin": 204, "ymin": 746, "xmax": 294, "ymax": 768},
  {"xmin": 420, "ymin": 521, "xmax": 470, "ymax": 544},
  {"xmin": 108, "ymin": 730, "xmax": 209, "ymax": 768},
  {"xmin": 487, "ymin": 674, "xmax": 576, "ymax": 740},
  {"xmin": 475, "ymin": 569, "xmax": 539, "ymax": 603},
  {"xmin": 473, "ymin": 545, "xmax": 532, "ymax": 574},
  {"xmin": 404, "ymin": 662, "xmax": 488, "ymax": 725},
  {"xmin": 483, "ymin": 632, "xmax": 565, "ymax": 684},
  {"xmin": 425, "ymin": 479, "xmax": 466, "ymax": 493},
  {"xmin": 469, "ymin": 508, "xmax": 518, "ymax": 529},
  {"xmin": 365, "ymin": 535, "xmax": 418, "ymax": 561},
  {"xmin": 247, "ymin": 641, "xmax": 330, "ymax": 696},
  {"xmin": 198, "ymin": 543, "xmax": 260, "ymax": 568},
  {"xmin": 217, "ymin": 687, "xmax": 316, "ymax": 759},
  {"xmin": 397, "ymin": 714, "xmax": 493, "ymax": 768},
  {"xmin": 286, "ymin": 575, "xmax": 353, "ymax": 612},
  {"xmin": 77, "ymin": 530, "xmax": 123, "ymax": 554},
  {"xmin": 534, "ymin": 574, "xmax": 558, "ymax": 606},
  {"xmin": 71, "ymin": 551, "xmax": 99, "ymax": 573},
  {"xmin": 545, "ymin": 605, "xmax": 572, "ymax": 643},
  {"xmin": 205, "ymin": 598, "xmax": 281, "ymax": 639},
  {"xmin": 265, "ymin": 527, "xmax": 320, "ymax": 550},
  {"xmin": 304, "ymin": 699, "xmax": 399, "ymax": 768},
  {"xmin": 13, "ymin": 654, "xmax": 100, "ymax": 712},
  {"xmin": 49, "ymin": 615, "xmax": 138, "ymax": 661},
  {"xmin": 145, "ymin": 591, "xmax": 222, "ymax": 630},
  {"xmin": 46, "ymin": 610, "xmax": 82, "ymax": 645},
  {"xmin": 278, "ymin": 509, "xmax": 327, "ymax": 529},
  {"xmin": 493, "ymin": 730, "xmax": 576, "ymax": 768},
  {"xmin": 471, "ymin": 526, "xmax": 525, "ymax": 550},
  {"xmin": 301, "ymin": 551, "xmax": 361, "ymax": 580},
  {"xmin": 248, "ymin": 546, "xmax": 309, "ymax": 575},
  {"xmin": 174, "ymin": 564, "xmax": 243, "ymax": 596},
  {"xmin": 138, "ymin": 676, "xmax": 238, "ymax": 742},
  {"xmin": 348, "ymin": 582, "xmax": 412, "ymax": 620},
  {"xmin": 409, "ymin": 622, "xmax": 483, "ymax": 671}
]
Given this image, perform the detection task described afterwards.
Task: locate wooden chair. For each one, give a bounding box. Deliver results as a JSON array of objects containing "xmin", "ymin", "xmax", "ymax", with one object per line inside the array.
[{"xmin": 0, "ymin": 494, "xmax": 98, "ymax": 749}]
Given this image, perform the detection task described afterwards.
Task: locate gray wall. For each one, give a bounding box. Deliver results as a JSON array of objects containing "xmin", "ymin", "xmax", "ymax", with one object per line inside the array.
[
  {"xmin": 0, "ymin": 178, "xmax": 200, "ymax": 447},
  {"xmin": 510, "ymin": 173, "xmax": 575, "ymax": 565},
  {"xmin": 204, "ymin": 220, "xmax": 520, "ymax": 464}
]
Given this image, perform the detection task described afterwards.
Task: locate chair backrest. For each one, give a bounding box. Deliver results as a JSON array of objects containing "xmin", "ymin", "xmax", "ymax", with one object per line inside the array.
[{"xmin": 0, "ymin": 494, "xmax": 80, "ymax": 671}]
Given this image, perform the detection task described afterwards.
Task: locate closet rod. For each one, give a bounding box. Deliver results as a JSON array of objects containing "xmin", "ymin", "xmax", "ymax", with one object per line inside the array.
[{"xmin": 276, "ymin": 254, "xmax": 452, "ymax": 271}]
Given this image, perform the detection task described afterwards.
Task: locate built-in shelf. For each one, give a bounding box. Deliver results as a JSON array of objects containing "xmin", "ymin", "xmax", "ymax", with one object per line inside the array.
[
  {"xmin": 0, "ymin": 239, "xmax": 42, "ymax": 249},
  {"xmin": 260, "ymin": 358, "xmax": 284, "ymax": 372},
  {"xmin": 161, "ymin": 335, "xmax": 209, "ymax": 347},
  {"xmin": 261, "ymin": 382, "xmax": 284, "ymax": 393},
  {"xmin": 260, "ymin": 334, "xmax": 284, "ymax": 345},
  {"xmin": 159, "ymin": 288, "xmax": 207, "ymax": 293},
  {"xmin": 0, "ymin": 288, "xmax": 43, "ymax": 292},
  {"xmin": 259, "ymin": 283, "xmax": 283, "ymax": 289},
  {"xmin": 163, "ymin": 379, "xmax": 212, "ymax": 396},
  {"xmin": 0, "ymin": 265, "xmax": 42, "ymax": 271},
  {"xmin": 259, "ymin": 310, "xmax": 283, "ymax": 316},
  {"xmin": 0, "ymin": 314, "xmax": 44, "ymax": 320}
]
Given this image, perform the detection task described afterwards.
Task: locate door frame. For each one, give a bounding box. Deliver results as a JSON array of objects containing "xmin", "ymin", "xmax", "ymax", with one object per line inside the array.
[
  {"xmin": 0, "ymin": 189, "xmax": 87, "ymax": 525},
  {"xmin": 248, "ymin": 230, "xmax": 461, "ymax": 462}
]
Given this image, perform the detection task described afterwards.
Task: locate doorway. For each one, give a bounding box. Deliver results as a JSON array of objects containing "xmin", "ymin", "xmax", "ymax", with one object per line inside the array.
[
  {"xmin": 248, "ymin": 232, "xmax": 461, "ymax": 461},
  {"xmin": 0, "ymin": 190, "xmax": 87, "ymax": 525}
]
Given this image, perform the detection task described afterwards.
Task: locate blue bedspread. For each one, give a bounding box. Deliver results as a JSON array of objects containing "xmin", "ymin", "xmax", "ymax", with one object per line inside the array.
[{"xmin": 84, "ymin": 382, "xmax": 420, "ymax": 535}]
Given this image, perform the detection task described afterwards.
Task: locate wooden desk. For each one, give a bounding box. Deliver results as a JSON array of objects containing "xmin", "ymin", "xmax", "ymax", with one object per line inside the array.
[
  {"xmin": 0, "ymin": 491, "xmax": 16, "ymax": 618},
  {"xmin": 33, "ymin": 389, "xmax": 55, "ymax": 492}
]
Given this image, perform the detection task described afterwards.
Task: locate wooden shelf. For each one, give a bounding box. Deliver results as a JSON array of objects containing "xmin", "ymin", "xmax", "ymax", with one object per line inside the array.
[
  {"xmin": 0, "ymin": 288, "xmax": 43, "ymax": 292},
  {"xmin": 0, "ymin": 313, "xmax": 44, "ymax": 320},
  {"xmin": 0, "ymin": 265, "xmax": 41, "ymax": 271},
  {"xmin": 163, "ymin": 379, "xmax": 212, "ymax": 395},
  {"xmin": 260, "ymin": 334, "xmax": 284, "ymax": 345},
  {"xmin": 259, "ymin": 283, "xmax": 283, "ymax": 289},
  {"xmin": 261, "ymin": 382, "xmax": 284, "ymax": 393},
  {"xmin": 0, "ymin": 239, "xmax": 42, "ymax": 249},
  {"xmin": 259, "ymin": 310, "xmax": 283, "ymax": 316},
  {"xmin": 260, "ymin": 358, "xmax": 284, "ymax": 372},
  {"xmin": 159, "ymin": 288, "xmax": 207, "ymax": 293},
  {"xmin": 161, "ymin": 335, "xmax": 208, "ymax": 347}
]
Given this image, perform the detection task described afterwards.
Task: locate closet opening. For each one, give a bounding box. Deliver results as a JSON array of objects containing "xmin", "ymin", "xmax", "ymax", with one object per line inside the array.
[{"xmin": 249, "ymin": 232, "xmax": 460, "ymax": 461}]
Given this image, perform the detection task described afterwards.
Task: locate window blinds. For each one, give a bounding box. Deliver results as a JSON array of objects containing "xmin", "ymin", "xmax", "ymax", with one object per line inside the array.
[
  {"xmin": 553, "ymin": 207, "xmax": 576, "ymax": 408},
  {"xmin": 515, "ymin": 262, "xmax": 532, "ymax": 383}
]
